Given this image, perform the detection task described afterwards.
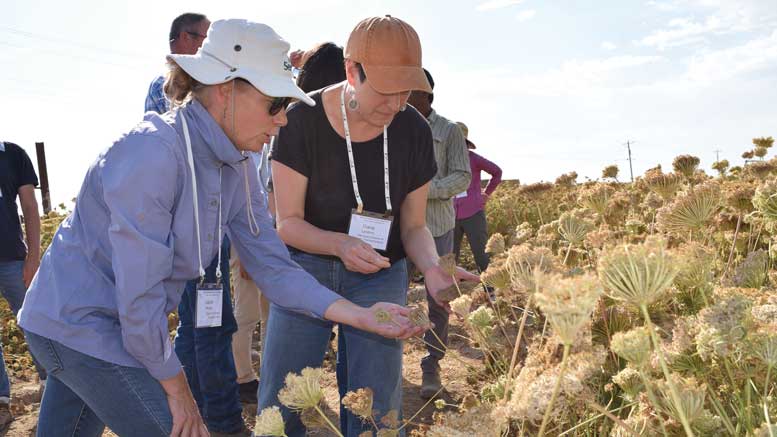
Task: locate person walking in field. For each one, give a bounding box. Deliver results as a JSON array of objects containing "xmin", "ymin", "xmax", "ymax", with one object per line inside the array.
[
  {"xmin": 453, "ymin": 122, "xmax": 503, "ymax": 273},
  {"xmin": 0, "ymin": 140, "xmax": 47, "ymax": 430},
  {"xmin": 406, "ymin": 68, "xmax": 472, "ymax": 399}
]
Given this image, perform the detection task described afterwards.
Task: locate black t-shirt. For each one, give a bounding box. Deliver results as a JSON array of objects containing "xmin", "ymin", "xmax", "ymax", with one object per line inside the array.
[
  {"xmin": 0, "ymin": 142, "xmax": 39, "ymax": 261},
  {"xmin": 273, "ymin": 89, "xmax": 437, "ymax": 263}
]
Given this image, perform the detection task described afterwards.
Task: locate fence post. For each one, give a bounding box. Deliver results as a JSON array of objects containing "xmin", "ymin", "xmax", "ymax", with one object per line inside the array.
[{"xmin": 35, "ymin": 142, "xmax": 51, "ymax": 214}]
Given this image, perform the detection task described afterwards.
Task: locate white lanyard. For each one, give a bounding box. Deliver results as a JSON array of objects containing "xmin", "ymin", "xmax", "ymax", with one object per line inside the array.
[
  {"xmin": 339, "ymin": 86, "xmax": 392, "ymax": 215},
  {"xmin": 181, "ymin": 112, "xmax": 223, "ymax": 282}
]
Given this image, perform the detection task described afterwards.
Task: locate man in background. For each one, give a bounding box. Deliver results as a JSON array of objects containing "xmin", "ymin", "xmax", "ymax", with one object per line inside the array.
[
  {"xmin": 407, "ymin": 69, "xmax": 471, "ymax": 399},
  {"xmin": 144, "ymin": 13, "xmax": 210, "ymax": 113},
  {"xmin": 0, "ymin": 140, "xmax": 46, "ymax": 429}
]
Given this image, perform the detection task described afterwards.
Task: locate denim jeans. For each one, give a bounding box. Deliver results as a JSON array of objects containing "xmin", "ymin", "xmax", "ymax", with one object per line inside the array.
[
  {"xmin": 257, "ymin": 249, "xmax": 408, "ymax": 437},
  {"xmin": 421, "ymin": 230, "xmax": 454, "ymax": 374},
  {"xmin": 0, "ymin": 260, "xmax": 46, "ymax": 399},
  {"xmin": 175, "ymin": 236, "xmax": 244, "ymax": 433},
  {"xmin": 25, "ymin": 330, "xmax": 172, "ymax": 436}
]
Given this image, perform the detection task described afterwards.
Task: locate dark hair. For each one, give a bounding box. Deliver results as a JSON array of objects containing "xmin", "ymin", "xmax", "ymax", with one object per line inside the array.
[
  {"xmin": 423, "ymin": 68, "xmax": 435, "ymax": 90},
  {"xmin": 169, "ymin": 13, "xmax": 207, "ymax": 42},
  {"xmin": 356, "ymin": 63, "xmax": 367, "ymax": 83},
  {"xmin": 296, "ymin": 43, "xmax": 347, "ymax": 93}
]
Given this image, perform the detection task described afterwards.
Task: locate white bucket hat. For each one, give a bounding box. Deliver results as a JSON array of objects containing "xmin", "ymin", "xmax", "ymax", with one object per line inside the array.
[{"xmin": 167, "ymin": 19, "xmax": 314, "ymax": 106}]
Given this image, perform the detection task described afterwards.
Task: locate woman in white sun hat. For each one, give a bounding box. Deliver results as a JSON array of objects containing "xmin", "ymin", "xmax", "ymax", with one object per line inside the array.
[{"xmin": 17, "ymin": 19, "xmax": 426, "ymax": 437}]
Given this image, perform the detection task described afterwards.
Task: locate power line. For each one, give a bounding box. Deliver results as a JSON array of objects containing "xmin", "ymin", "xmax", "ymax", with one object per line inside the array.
[
  {"xmin": 0, "ymin": 26, "xmax": 156, "ymax": 61},
  {"xmin": 0, "ymin": 40, "xmax": 150, "ymax": 71}
]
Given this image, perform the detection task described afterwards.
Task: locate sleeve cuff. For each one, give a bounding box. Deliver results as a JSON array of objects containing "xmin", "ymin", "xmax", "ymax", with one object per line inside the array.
[
  {"xmin": 309, "ymin": 285, "xmax": 343, "ymax": 320},
  {"xmin": 146, "ymin": 351, "xmax": 183, "ymax": 381}
]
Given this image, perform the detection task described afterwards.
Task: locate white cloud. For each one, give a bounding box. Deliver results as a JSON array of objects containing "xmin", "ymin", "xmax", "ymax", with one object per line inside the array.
[
  {"xmin": 641, "ymin": 0, "xmax": 777, "ymax": 50},
  {"xmin": 639, "ymin": 16, "xmax": 723, "ymax": 50},
  {"xmin": 646, "ymin": 0, "xmax": 680, "ymax": 12},
  {"xmin": 449, "ymin": 55, "xmax": 665, "ymax": 98},
  {"xmin": 686, "ymin": 30, "xmax": 777, "ymax": 82},
  {"xmin": 476, "ymin": 0, "xmax": 524, "ymax": 11},
  {"xmin": 602, "ymin": 41, "xmax": 618, "ymax": 50},
  {"xmin": 516, "ymin": 9, "xmax": 536, "ymax": 22}
]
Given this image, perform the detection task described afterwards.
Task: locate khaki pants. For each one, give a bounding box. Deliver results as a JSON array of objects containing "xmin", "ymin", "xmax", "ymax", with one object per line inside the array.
[{"xmin": 229, "ymin": 247, "xmax": 270, "ymax": 384}]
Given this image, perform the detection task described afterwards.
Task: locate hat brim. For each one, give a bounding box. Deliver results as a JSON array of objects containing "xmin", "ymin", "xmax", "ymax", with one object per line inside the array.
[
  {"xmin": 167, "ymin": 53, "xmax": 315, "ymax": 106},
  {"xmin": 361, "ymin": 64, "xmax": 432, "ymax": 94}
]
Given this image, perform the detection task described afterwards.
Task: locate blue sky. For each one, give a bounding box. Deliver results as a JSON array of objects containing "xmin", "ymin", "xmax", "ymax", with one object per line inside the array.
[{"xmin": 2, "ymin": 0, "xmax": 776, "ymax": 207}]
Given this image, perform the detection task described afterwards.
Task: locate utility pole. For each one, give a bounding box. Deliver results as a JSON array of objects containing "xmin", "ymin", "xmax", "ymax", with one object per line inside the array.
[
  {"xmin": 624, "ymin": 140, "xmax": 635, "ymax": 183},
  {"xmin": 713, "ymin": 149, "xmax": 722, "ymax": 163}
]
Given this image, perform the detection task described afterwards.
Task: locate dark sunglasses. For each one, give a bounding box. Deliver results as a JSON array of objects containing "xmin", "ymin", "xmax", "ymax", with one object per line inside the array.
[{"xmin": 269, "ymin": 97, "xmax": 292, "ymax": 116}]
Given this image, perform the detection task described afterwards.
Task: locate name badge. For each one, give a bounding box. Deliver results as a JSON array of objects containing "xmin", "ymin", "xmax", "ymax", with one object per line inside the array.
[
  {"xmin": 454, "ymin": 191, "xmax": 468, "ymax": 199},
  {"xmin": 348, "ymin": 209, "xmax": 393, "ymax": 251},
  {"xmin": 195, "ymin": 282, "xmax": 223, "ymax": 328}
]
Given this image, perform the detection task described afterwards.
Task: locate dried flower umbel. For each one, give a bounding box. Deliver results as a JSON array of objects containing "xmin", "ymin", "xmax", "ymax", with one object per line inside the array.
[
  {"xmin": 753, "ymin": 178, "xmax": 777, "ymax": 222},
  {"xmin": 598, "ymin": 237, "xmax": 678, "ymax": 308},
  {"xmin": 485, "ymin": 233, "xmax": 506, "ymax": 255},
  {"xmin": 535, "ymin": 273, "xmax": 602, "ymax": 346},
  {"xmin": 610, "ymin": 326, "xmax": 652, "ymax": 367},
  {"xmin": 342, "ymin": 387, "xmax": 374, "ymax": 420},
  {"xmin": 278, "ymin": 367, "xmax": 325, "ymax": 412},
  {"xmin": 254, "ymin": 406, "xmax": 287, "ymax": 437},
  {"xmin": 645, "ymin": 171, "xmax": 683, "ymax": 200},
  {"xmin": 656, "ymin": 182, "xmax": 721, "ymax": 237}
]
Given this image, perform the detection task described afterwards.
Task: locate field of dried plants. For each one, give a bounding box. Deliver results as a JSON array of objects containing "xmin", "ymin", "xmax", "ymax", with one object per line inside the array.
[{"xmin": 4, "ymin": 137, "xmax": 777, "ymax": 436}]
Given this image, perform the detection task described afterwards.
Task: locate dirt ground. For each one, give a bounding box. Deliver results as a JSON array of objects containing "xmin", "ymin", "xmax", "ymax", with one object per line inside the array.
[{"xmin": 1, "ymin": 284, "xmax": 484, "ymax": 436}]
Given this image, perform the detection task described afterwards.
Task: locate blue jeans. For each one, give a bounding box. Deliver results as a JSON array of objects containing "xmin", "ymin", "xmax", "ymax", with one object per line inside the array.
[
  {"xmin": 0, "ymin": 260, "xmax": 46, "ymax": 398},
  {"xmin": 25, "ymin": 330, "xmax": 172, "ymax": 436},
  {"xmin": 257, "ymin": 250, "xmax": 408, "ymax": 437},
  {"xmin": 174, "ymin": 236, "xmax": 244, "ymax": 433}
]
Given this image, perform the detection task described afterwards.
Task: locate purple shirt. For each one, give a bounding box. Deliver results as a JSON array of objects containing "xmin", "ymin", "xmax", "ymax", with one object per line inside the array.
[{"xmin": 454, "ymin": 151, "xmax": 502, "ymax": 220}]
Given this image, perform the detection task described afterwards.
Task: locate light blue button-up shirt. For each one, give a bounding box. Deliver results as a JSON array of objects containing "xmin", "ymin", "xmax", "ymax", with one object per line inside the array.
[{"xmin": 18, "ymin": 100, "xmax": 341, "ymax": 380}]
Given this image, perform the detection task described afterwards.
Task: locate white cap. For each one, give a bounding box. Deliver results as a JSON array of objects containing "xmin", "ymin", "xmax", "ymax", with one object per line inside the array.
[{"xmin": 167, "ymin": 19, "xmax": 314, "ymax": 106}]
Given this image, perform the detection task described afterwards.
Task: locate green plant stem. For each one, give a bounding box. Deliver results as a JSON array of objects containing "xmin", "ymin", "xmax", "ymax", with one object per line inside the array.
[
  {"xmin": 397, "ymin": 387, "xmax": 444, "ymax": 431},
  {"xmin": 765, "ymin": 363, "xmax": 773, "ymax": 400},
  {"xmin": 537, "ymin": 343, "xmax": 571, "ymax": 437},
  {"xmin": 417, "ymin": 338, "xmax": 474, "ymax": 371},
  {"xmin": 504, "ymin": 294, "xmax": 533, "ymax": 401},
  {"xmin": 479, "ymin": 282, "xmax": 512, "ymax": 345},
  {"xmin": 586, "ymin": 400, "xmax": 642, "ymax": 437},
  {"xmin": 640, "ymin": 305, "xmax": 695, "ymax": 437},
  {"xmin": 723, "ymin": 214, "xmax": 742, "ymax": 278},
  {"xmin": 313, "ymin": 404, "xmax": 344, "ymax": 437},
  {"xmin": 706, "ymin": 385, "xmax": 737, "ymax": 436},
  {"xmin": 638, "ymin": 369, "xmax": 670, "ymax": 437},
  {"xmin": 559, "ymin": 402, "xmax": 637, "ymax": 436},
  {"xmin": 563, "ymin": 242, "xmax": 573, "ymax": 265}
]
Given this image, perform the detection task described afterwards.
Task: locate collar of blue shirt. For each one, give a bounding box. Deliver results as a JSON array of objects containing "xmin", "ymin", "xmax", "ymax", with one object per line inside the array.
[{"xmin": 178, "ymin": 99, "xmax": 247, "ymax": 169}]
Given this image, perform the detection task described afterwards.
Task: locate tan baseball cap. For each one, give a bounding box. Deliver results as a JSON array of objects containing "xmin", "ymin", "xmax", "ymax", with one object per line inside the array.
[{"xmin": 345, "ymin": 15, "xmax": 432, "ymax": 94}]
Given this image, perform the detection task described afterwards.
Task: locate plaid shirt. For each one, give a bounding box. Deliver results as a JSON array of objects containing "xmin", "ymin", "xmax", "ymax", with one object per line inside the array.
[
  {"xmin": 144, "ymin": 76, "xmax": 169, "ymax": 114},
  {"xmin": 425, "ymin": 109, "xmax": 471, "ymax": 237}
]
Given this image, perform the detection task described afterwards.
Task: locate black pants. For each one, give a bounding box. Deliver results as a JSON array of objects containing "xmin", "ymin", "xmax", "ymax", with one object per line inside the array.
[
  {"xmin": 453, "ymin": 210, "xmax": 491, "ymax": 273},
  {"xmin": 421, "ymin": 230, "xmax": 454, "ymax": 374}
]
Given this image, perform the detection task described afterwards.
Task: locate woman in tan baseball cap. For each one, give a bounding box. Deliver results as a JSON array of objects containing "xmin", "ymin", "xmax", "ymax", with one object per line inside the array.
[{"xmin": 263, "ymin": 15, "xmax": 478, "ymax": 437}]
